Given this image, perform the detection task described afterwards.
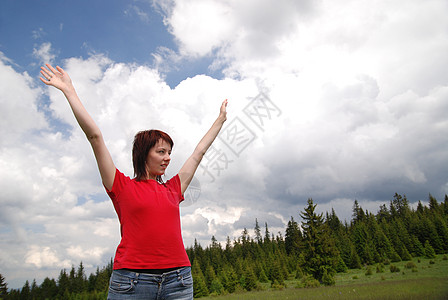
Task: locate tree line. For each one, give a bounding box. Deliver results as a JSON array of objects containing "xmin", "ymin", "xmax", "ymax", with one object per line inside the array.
[{"xmin": 1, "ymin": 193, "xmax": 447, "ymax": 299}]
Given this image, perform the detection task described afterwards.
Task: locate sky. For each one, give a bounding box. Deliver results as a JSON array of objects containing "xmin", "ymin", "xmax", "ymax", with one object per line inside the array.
[{"xmin": 1, "ymin": 0, "xmax": 448, "ymax": 289}]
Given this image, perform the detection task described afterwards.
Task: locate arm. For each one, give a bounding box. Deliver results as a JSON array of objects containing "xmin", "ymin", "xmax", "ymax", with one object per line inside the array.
[
  {"xmin": 40, "ymin": 64, "xmax": 116, "ymax": 190},
  {"xmin": 179, "ymin": 99, "xmax": 228, "ymax": 194}
]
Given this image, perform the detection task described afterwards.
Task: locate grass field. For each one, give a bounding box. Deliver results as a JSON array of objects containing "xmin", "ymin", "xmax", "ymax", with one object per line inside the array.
[{"xmin": 201, "ymin": 255, "xmax": 448, "ymax": 300}]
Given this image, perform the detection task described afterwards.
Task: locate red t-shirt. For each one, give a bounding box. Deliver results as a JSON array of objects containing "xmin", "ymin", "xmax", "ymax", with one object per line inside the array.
[{"xmin": 106, "ymin": 169, "xmax": 191, "ymax": 270}]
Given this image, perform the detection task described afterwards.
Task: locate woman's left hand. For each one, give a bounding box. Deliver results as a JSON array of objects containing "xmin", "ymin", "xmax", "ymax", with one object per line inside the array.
[{"xmin": 219, "ymin": 99, "xmax": 228, "ymax": 121}]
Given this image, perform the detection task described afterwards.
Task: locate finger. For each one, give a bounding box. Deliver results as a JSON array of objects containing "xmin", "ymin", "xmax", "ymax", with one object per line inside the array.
[
  {"xmin": 222, "ymin": 99, "xmax": 228, "ymax": 109},
  {"xmin": 40, "ymin": 68, "xmax": 52, "ymax": 79},
  {"xmin": 46, "ymin": 64, "xmax": 58, "ymax": 74},
  {"xmin": 39, "ymin": 77, "xmax": 50, "ymax": 85},
  {"xmin": 56, "ymin": 65, "xmax": 64, "ymax": 74}
]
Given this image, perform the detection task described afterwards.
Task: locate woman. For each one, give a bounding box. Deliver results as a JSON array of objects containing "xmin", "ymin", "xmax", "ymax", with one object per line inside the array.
[{"xmin": 40, "ymin": 64, "xmax": 227, "ymax": 299}]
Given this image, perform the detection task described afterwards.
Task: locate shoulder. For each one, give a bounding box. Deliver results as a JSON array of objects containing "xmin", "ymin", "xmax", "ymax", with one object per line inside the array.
[
  {"xmin": 106, "ymin": 168, "xmax": 132, "ymax": 198},
  {"xmin": 114, "ymin": 169, "xmax": 133, "ymax": 184},
  {"xmin": 166, "ymin": 174, "xmax": 181, "ymax": 187},
  {"xmin": 165, "ymin": 175, "xmax": 183, "ymax": 195}
]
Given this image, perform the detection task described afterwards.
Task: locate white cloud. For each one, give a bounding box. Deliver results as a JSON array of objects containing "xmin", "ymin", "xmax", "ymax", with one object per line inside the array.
[
  {"xmin": 166, "ymin": 0, "xmax": 234, "ymax": 57},
  {"xmin": 25, "ymin": 245, "xmax": 71, "ymax": 269},
  {"xmin": 0, "ymin": 58, "xmax": 47, "ymax": 146},
  {"xmin": 161, "ymin": 0, "xmax": 448, "ymax": 96},
  {"xmin": 66, "ymin": 245, "xmax": 108, "ymax": 263},
  {"xmin": 32, "ymin": 42, "xmax": 56, "ymax": 65}
]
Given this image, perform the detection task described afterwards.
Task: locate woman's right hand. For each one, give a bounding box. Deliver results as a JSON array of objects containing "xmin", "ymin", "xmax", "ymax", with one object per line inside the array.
[{"xmin": 40, "ymin": 64, "xmax": 74, "ymax": 92}]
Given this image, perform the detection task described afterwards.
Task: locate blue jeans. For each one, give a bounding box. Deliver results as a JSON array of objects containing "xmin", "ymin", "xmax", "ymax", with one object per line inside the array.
[{"xmin": 107, "ymin": 267, "xmax": 193, "ymax": 300}]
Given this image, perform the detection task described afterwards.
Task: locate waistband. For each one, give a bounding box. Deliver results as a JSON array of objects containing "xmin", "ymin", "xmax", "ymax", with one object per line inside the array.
[
  {"xmin": 114, "ymin": 266, "xmax": 191, "ymax": 279},
  {"xmin": 122, "ymin": 267, "xmax": 182, "ymax": 275}
]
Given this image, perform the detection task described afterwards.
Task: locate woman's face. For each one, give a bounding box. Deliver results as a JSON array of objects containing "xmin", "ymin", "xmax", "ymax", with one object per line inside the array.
[{"xmin": 145, "ymin": 139, "xmax": 172, "ymax": 180}]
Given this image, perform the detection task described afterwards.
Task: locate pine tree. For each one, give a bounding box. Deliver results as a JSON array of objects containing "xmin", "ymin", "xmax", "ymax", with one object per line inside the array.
[
  {"xmin": 208, "ymin": 236, "xmax": 224, "ymax": 274},
  {"xmin": 285, "ymin": 216, "xmax": 302, "ymax": 256},
  {"xmin": 193, "ymin": 239, "xmax": 205, "ymax": 268},
  {"xmin": 0, "ymin": 274, "xmax": 8, "ymax": 298},
  {"xmin": 30, "ymin": 279, "xmax": 40, "ymax": 300},
  {"xmin": 224, "ymin": 236, "xmax": 235, "ymax": 266},
  {"xmin": 410, "ymin": 235, "xmax": 425, "ymax": 257},
  {"xmin": 428, "ymin": 193, "xmax": 439, "ymax": 212},
  {"xmin": 209, "ymin": 278, "xmax": 224, "ymax": 295},
  {"xmin": 352, "ymin": 200, "xmax": 366, "ymax": 224},
  {"xmin": 94, "ymin": 265, "xmax": 111, "ymax": 293},
  {"xmin": 254, "ymin": 218, "xmax": 262, "ymax": 244},
  {"xmin": 264, "ymin": 222, "xmax": 271, "ymax": 244},
  {"xmin": 220, "ymin": 265, "xmax": 239, "ymax": 293},
  {"xmin": 258, "ymin": 267, "xmax": 269, "ymax": 283},
  {"xmin": 326, "ymin": 208, "xmax": 343, "ymax": 232},
  {"xmin": 243, "ymin": 266, "xmax": 258, "ymax": 291},
  {"xmin": 40, "ymin": 277, "xmax": 58, "ymax": 299},
  {"xmin": 57, "ymin": 269, "xmax": 70, "ymax": 298},
  {"xmin": 69, "ymin": 265, "xmax": 76, "ymax": 293},
  {"xmin": 334, "ymin": 254, "xmax": 348, "ymax": 273},
  {"xmin": 366, "ymin": 214, "xmax": 393, "ymax": 262},
  {"xmin": 74, "ymin": 261, "xmax": 87, "ymax": 293},
  {"xmin": 416, "ymin": 200, "xmax": 425, "ymax": 215},
  {"xmin": 192, "ymin": 259, "xmax": 209, "ymax": 298},
  {"xmin": 20, "ymin": 280, "xmax": 31, "ymax": 300},
  {"xmin": 443, "ymin": 195, "xmax": 448, "ymax": 216},
  {"xmin": 268, "ymin": 259, "xmax": 285, "ymax": 287},
  {"xmin": 391, "ymin": 193, "xmax": 411, "ymax": 221},
  {"xmin": 204, "ymin": 264, "xmax": 217, "ymax": 290},
  {"xmin": 349, "ymin": 243, "xmax": 362, "ymax": 269},
  {"xmin": 424, "ymin": 240, "xmax": 436, "ymax": 259},
  {"xmin": 433, "ymin": 215, "xmax": 448, "ymax": 252},
  {"xmin": 351, "ymin": 222, "xmax": 374, "ymax": 264},
  {"xmin": 420, "ymin": 216, "xmax": 444, "ymax": 253},
  {"xmin": 300, "ymin": 198, "xmax": 338, "ymax": 285},
  {"xmin": 241, "ymin": 228, "xmax": 251, "ymax": 258},
  {"xmin": 393, "ymin": 219, "xmax": 413, "ymax": 259},
  {"xmin": 399, "ymin": 244, "xmax": 412, "ymax": 261},
  {"xmin": 377, "ymin": 204, "xmax": 390, "ymax": 222}
]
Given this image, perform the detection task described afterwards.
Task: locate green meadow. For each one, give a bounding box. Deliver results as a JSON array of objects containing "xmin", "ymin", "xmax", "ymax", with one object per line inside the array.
[{"xmin": 201, "ymin": 255, "xmax": 448, "ymax": 300}]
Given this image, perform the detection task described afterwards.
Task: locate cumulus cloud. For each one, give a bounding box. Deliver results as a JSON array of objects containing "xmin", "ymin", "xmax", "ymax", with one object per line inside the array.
[
  {"xmin": 25, "ymin": 245, "xmax": 71, "ymax": 269},
  {"xmin": 156, "ymin": 0, "xmax": 448, "ymax": 236}
]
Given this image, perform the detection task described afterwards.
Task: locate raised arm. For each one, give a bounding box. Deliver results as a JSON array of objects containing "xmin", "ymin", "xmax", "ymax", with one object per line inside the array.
[
  {"xmin": 179, "ymin": 99, "xmax": 228, "ymax": 194},
  {"xmin": 40, "ymin": 64, "xmax": 116, "ymax": 190}
]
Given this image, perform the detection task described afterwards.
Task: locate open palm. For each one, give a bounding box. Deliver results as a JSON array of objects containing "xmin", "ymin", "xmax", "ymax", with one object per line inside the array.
[{"xmin": 40, "ymin": 64, "xmax": 73, "ymax": 92}]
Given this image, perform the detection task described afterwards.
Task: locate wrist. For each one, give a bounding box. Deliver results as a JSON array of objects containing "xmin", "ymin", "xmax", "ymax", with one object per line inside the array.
[
  {"xmin": 217, "ymin": 115, "xmax": 226, "ymax": 124},
  {"xmin": 62, "ymin": 85, "xmax": 77, "ymax": 97}
]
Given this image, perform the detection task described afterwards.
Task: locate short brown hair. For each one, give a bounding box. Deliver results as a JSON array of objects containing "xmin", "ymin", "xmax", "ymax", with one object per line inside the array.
[{"xmin": 132, "ymin": 130, "xmax": 174, "ymax": 182}]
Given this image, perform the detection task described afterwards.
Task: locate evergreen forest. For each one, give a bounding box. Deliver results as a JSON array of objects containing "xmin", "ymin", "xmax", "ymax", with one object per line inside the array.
[{"xmin": 1, "ymin": 193, "xmax": 447, "ymax": 299}]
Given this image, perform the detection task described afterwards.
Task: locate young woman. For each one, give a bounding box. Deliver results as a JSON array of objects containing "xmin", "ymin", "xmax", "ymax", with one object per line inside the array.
[{"xmin": 40, "ymin": 64, "xmax": 227, "ymax": 299}]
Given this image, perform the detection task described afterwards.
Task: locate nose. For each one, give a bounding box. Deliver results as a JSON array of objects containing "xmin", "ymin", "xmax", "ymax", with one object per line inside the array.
[{"xmin": 164, "ymin": 153, "xmax": 171, "ymax": 162}]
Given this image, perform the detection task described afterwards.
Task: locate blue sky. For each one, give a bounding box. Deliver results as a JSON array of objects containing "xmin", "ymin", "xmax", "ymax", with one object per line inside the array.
[
  {"xmin": 1, "ymin": 0, "xmax": 448, "ymax": 290},
  {"xmin": 0, "ymin": 0, "xmax": 217, "ymax": 87}
]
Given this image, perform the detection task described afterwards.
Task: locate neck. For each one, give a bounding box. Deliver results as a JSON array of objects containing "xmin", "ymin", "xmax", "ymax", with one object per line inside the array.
[{"xmin": 145, "ymin": 175, "xmax": 157, "ymax": 181}]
